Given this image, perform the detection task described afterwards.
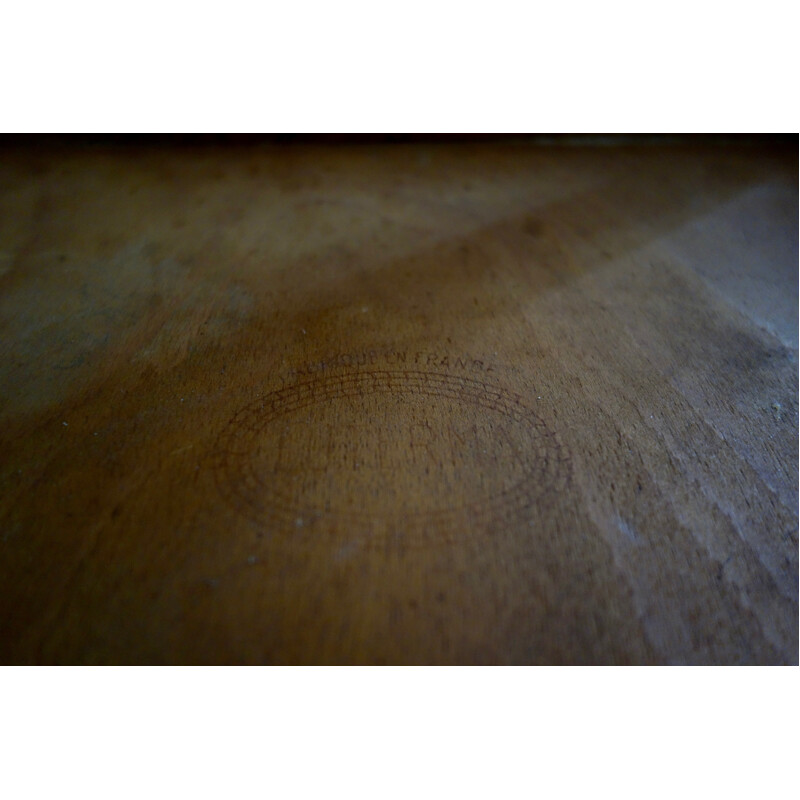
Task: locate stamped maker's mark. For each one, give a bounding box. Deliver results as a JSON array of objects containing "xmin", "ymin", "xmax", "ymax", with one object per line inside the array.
[{"xmin": 212, "ymin": 367, "xmax": 570, "ymax": 546}]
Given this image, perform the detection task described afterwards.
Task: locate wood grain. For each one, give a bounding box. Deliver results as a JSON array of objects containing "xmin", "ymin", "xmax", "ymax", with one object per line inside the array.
[{"xmin": 0, "ymin": 141, "xmax": 796, "ymax": 664}]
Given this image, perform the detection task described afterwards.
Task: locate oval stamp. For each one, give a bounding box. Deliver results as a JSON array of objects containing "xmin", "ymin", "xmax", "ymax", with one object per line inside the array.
[{"xmin": 212, "ymin": 366, "xmax": 570, "ymax": 547}]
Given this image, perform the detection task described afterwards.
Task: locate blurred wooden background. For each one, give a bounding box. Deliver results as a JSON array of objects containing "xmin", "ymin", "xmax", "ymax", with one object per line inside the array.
[{"xmin": 0, "ymin": 136, "xmax": 796, "ymax": 663}]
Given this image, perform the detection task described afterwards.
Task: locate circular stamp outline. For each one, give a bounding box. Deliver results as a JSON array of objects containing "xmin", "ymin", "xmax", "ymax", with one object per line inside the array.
[{"xmin": 212, "ymin": 369, "xmax": 571, "ymax": 547}]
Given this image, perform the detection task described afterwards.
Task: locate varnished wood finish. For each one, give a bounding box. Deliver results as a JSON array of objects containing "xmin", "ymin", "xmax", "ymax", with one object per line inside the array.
[{"xmin": 0, "ymin": 141, "xmax": 796, "ymax": 664}]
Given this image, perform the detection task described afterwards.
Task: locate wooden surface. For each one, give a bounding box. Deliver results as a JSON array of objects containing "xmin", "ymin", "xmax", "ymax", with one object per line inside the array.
[{"xmin": 0, "ymin": 141, "xmax": 796, "ymax": 664}]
